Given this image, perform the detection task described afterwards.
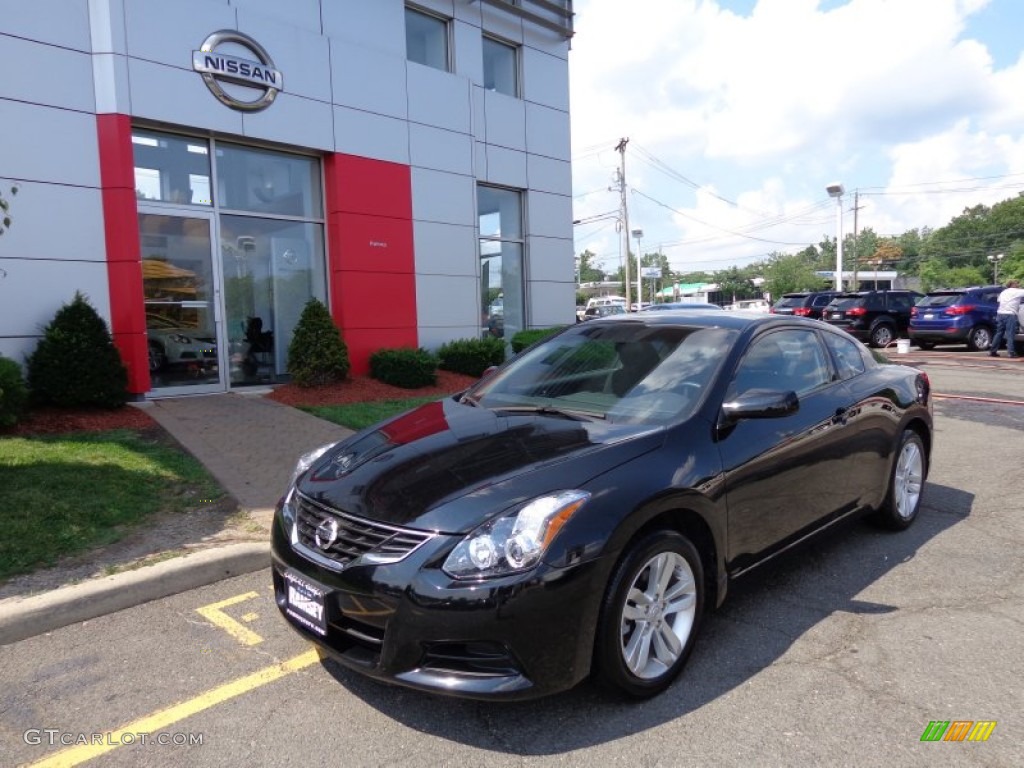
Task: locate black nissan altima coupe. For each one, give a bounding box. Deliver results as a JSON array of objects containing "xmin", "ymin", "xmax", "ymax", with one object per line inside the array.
[{"xmin": 272, "ymin": 311, "xmax": 932, "ymax": 700}]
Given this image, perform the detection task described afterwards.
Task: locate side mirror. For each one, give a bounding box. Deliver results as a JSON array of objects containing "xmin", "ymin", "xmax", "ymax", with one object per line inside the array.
[{"xmin": 720, "ymin": 389, "xmax": 799, "ymax": 425}]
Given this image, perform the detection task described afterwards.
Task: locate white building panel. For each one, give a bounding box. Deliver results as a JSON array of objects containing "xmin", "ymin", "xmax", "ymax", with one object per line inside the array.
[
  {"xmin": 413, "ymin": 220, "xmax": 477, "ymax": 277},
  {"xmin": 475, "ymin": 140, "xmax": 488, "ymax": 178},
  {"xmin": 527, "ymin": 190, "xmax": 572, "ymax": 238},
  {"xmin": 411, "ymin": 0, "xmax": 455, "ymax": 18},
  {"xmin": 522, "ymin": 46, "xmax": 570, "ymax": 111},
  {"xmin": 483, "ymin": 90, "xmax": 526, "ymax": 151},
  {"xmin": 238, "ymin": 12, "xmax": 332, "ymax": 103},
  {"xmin": 407, "ymin": 64, "xmax": 471, "ymax": 134},
  {"xmin": 0, "ymin": 258, "xmax": 112, "ymax": 341},
  {"xmin": 0, "ymin": 35, "xmax": 94, "ymax": 112},
  {"xmin": 123, "ymin": 0, "xmax": 236, "ymax": 70},
  {"xmin": 410, "ymin": 123, "xmax": 473, "ymax": 176},
  {"xmin": 333, "ymin": 106, "xmax": 410, "ymax": 165},
  {"xmin": 453, "ymin": 20, "xmax": 484, "ymax": 83},
  {"xmin": 481, "ymin": 4, "xmax": 524, "ymax": 44},
  {"xmin": 523, "ymin": 31, "xmax": 570, "ymax": 62},
  {"xmin": 525, "ymin": 101, "xmax": 570, "ymax": 160},
  {"xmin": 242, "ymin": 93, "xmax": 334, "ymax": 151},
  {"xmin": 0, "ymin": 0, "xmax": 91, "ymax": 50},
  {"xmin": 527, "ymin": 153, "xmax": 571, "ymax": 196},
  {"xmin": 231, "ymin": 0, "xmax": 321, "ymax": 33},
  {"xmin": 453, "ymin": 0, "xmax": 482, "ymax": 25},
  {"xmin": 321, "ymin": 0, "xmax": 404, "ymax": 58},
  {"xmin": 528, "ymin": 279, "xmax": 575, "ymax": 329},
  {"xmin": 486, "ymin": 146, "xmax": 527, "ymax": 188},
  {"xmin": 526, "ymin": 235, "xmax": 574, "ymax": 283},
  {"xmin": 0, "ymin": 180, "xmax": 105, "ymax": 262},
  {"xmin": 416, "ymin": 272, "xmax": 479, "ymax": 329},
  {"xmin": 417, "ymin": 324, "xmax": 482, "ymax": 351},
  {"xmin": 89, "ymin": 0, "xmax": 127, "ymax": 54},
  {"xmin": 0, "ymin": 101, "xmax": 100, "ymax": 187},
  {"xmin": 330, "ymin": 40, "xmax": 409, "ymax": 120},
  {"xmin": 129, "ymin": 59, "xmax": 244, "ymax": 134},
  {"xmin": 411, "ymin": 168, "xmax": 475, "ymax": 226},
  {"xmin": 93, "ymin": 53, "xmax": 132, "ymax": 114}
]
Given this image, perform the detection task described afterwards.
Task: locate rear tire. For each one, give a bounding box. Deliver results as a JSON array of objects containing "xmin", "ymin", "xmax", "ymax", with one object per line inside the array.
[
  {"xmin": 966, "ymin": 325, "xmax": 993, "ymax": 352},
  {"xmin": 595, "ymin": 531, "xmax": 704, "ymax": 699},
  {"xmin": 870, "ymin": 323, "xmax": 895, "ymax": 348},
  {"xmin": 871, "ymin": 430, "xmax": 926, "ymax": 530}
]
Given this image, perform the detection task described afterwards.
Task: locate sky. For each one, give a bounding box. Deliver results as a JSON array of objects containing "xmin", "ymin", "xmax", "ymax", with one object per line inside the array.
[{"xmin": 568, "ymin": 0, "xmax": 1024, "ymax": 277}]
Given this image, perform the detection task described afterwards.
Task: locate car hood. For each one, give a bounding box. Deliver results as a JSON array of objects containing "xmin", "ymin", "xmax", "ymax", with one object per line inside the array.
[{"xmin": 296, "ymin": 398, "xmax": 664, "ymax": 533}]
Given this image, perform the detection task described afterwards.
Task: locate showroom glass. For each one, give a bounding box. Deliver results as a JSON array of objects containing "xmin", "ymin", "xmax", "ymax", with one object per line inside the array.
[
  {"xmin": 216, "ymin": 144, "xmax": 321, "ymax": 218},
  {"xmin": 132, "ymin": 130, "xmax": 212, "ymax": 205},
  {"xmin": 469, "ymin": 323, "xmax": 736, "ymax": 424},
  {"xmin": 220, "ymin": 216, "xmax": 326, "ymax": 385},
  {"xmin": 405, "ymin": 7, "xmax": 449, "ymax": 71},
  {"xmin": 483, "ymin": 37, "xmax": 519, "ymax": 96},
  {"xmin": 478, "ymin": 186, "xmax": 523, "ymax": 341},
  {"xmin": 139, "ymin": 214, "xmax": 219, "ymax": 389}
]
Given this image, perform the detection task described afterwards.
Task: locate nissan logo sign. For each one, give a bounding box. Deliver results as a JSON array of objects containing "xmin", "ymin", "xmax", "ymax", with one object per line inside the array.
[{"xmin": 192, "ymin": 30, "xmax": 282, "ymax": 112}]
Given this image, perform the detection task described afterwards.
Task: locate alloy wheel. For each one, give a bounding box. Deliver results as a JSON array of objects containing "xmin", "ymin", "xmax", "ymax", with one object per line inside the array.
[{"xmin": 893, "ymin": 439, "xmax": 924, "ymax": 520}]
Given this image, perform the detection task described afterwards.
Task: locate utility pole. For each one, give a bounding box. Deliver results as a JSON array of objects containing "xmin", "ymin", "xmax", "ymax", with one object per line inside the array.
[
  {"xmin": 851, "ymin": 191, "xmax": 863, "ymax": 290},
  {"xmin": 615, "ymin": 137, "xmax": 632, "ymax": 310}
]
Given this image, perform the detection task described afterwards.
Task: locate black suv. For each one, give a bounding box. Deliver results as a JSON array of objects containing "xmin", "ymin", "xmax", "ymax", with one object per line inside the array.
[
  {"xmin": 770, "ymin": 290, "xmax": 843, "ymax": 320},
  {"xmin": 823, "ymin": 289, "xmax": 923, "ymax": 347}
]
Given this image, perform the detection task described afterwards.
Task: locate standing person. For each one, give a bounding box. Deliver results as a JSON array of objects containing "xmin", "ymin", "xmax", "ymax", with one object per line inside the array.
[{"xmin": 989, "ymin": 278, "xmax": 1024, "ymax": 358}]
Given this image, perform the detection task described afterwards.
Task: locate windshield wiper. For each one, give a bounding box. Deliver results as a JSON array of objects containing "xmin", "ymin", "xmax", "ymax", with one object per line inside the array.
[
  {"xmin": 490, "ymin": 405, "xmax": 606, "ymax": 422},
  {"xmin": 457, "ymin": 392, "xmax": 481, "ymax": 407}
]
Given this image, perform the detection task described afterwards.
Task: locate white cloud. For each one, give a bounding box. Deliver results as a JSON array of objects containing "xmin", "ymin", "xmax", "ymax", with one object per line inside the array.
[{"xmin": 569, "ymin": 0, "xmax": 1024, "ymax": 272}]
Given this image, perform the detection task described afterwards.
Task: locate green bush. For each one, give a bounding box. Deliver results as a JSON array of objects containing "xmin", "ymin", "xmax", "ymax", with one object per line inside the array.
[
  {"xmin": 369, "ymin": 347, "xmax": 438, "ymax": 389},
  {"xmin": 286, "ymin": 298, "xmax": 350, "ymax": 387},
  {"xmin": 26, "ymin": 292, "xmax": 128, "ymax": 408},
  {"xmin": 436, "ymin": 337, "xmax": 506, "ymax": 377},
  {"xmin": 0, "ymin": 355, "xmax": 28, "ymax": 427},
  {"xmin": 510, "ymin": 326, "xmax": 568, "ymax": 353}
]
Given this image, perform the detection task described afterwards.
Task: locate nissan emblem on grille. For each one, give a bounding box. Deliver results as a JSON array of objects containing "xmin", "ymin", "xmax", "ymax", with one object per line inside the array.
[{"xmin": 314, "ymin": 518, "xmax": 339, "ymax": 550}]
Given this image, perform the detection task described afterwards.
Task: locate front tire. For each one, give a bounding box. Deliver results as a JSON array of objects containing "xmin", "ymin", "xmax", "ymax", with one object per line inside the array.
[
  {"xmin": 872, "ymin": 430, "xmax": 926, "ymax": 530},
  {"xmin": 966, "ymin": 325, "xmax": 993, "ymax": 352},
  {"xmin": 595, "ymin": 531, "xmax": 704, "ymax": 698}
]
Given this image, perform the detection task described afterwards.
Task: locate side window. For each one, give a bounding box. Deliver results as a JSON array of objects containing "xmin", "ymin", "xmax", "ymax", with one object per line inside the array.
[
  {"xmin": 727, "ymin": 329, "xmax": 831, "ymax": 399},
  {"xmin": 890, "ymin": 294, "xmax": 912, "ymax": 311},
  {"xmin": 823, "ymin": 331, "xmax": 867, "ymax": 380},
  {"xmin": 406, "ymin": 6, "xmax": 450, "ymax": 71}
]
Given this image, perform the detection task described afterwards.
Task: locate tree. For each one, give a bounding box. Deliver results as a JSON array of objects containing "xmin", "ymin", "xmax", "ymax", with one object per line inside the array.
[
  {"xmin": 0, "ymin": 184, "xmax": 18, "ymax": 236},
  {"xmin": 576, "ymin": 249, "xmax": 605, "ymax": 284},
  {"xmin": 763, "ymin": 251, "xmax": 829, "ymax": 298}
]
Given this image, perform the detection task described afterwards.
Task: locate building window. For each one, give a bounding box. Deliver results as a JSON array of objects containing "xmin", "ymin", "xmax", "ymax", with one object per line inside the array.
[
  {"xmin": 406, "ymin": 6, "xmax": 450, "ymax": 71},
  {"xmin": 483, "ymin": 36, "xmax": 519, "ymax": 96},
  {"xmin": 132, "ymin": 130, "xmax": 212, "ymax": 206},
  {"xmin": 479, "ymin": 186, "xmax": 524, "ymax": 340}
]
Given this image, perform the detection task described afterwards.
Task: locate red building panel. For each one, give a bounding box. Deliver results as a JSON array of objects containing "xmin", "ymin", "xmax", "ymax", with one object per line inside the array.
[
  {"xmin": 327, "ymin": 211, "xmax": 414, "ymax": 274},
  {"xmin": 324, "ymin": 153, "xmax": 413, "ymax": 219}
]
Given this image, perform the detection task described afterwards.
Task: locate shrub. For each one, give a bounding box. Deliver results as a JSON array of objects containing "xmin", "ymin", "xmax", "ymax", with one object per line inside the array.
[
  {"xmin": 287, "ymin": 298, "xmax": 350, "ymax": 387},
  {"xmin": 0, "ymin": 355, "xmax": 28, "ymax": 427},
  {"xmin": 510, "ymin": 326, "xmax": 568, "ymax": 354},
  {"xmin": 369, "ymin": 347, "xmax": 438, "ymax": 389},
  {"xmin": 436, "ymin": 337, "xmax": 506, "ymax": 378},
  {"xmin": 26, "ymin": 292, "xmax": 128, "ymax": 408}
]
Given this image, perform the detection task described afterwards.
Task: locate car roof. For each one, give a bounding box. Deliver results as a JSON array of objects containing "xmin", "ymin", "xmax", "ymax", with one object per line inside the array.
[{"xmin": 582, "ymin": 309, "xmax": 820, "ymax": 334}]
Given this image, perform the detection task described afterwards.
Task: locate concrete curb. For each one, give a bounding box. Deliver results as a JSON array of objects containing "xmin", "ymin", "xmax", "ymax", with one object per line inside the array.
[{"xmin": 0, "ymin": 542, "xmax": 270, "ymax": 646}]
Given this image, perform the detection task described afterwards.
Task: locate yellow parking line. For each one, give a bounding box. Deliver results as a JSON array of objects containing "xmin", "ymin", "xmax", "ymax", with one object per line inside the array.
[
  {"xmin": 195, "ymin": 592, "xmax": 264, "ymax": 646},
  {"xmin": 27, "ymin": 649, "xmax": 320, "ymax": 768}
]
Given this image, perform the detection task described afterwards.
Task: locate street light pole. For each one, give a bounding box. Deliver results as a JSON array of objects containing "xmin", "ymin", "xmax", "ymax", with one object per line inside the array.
[
  {"xmin": 988, "ymin": 253, "xmax": 1005, "ymax": 283},
  {"xmin": 826, "ymin": 183, "xmax": 845, "ymax": 291},
  {"xmin": 631, "ymin": 228, "xmax": 643, "ymax": 309}
]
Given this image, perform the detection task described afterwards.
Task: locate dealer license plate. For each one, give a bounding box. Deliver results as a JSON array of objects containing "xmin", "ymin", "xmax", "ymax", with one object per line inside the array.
[
  {"xmin": 831, "ymin": 312, "xmax": 843, "ymax": 319},
  {"xmin": 923, "ymin": 313, "xmax": 934, "ymax": 319},
  {"xmin": 283, "ymin": 571, "xmax": 327, "ymax": 636}
]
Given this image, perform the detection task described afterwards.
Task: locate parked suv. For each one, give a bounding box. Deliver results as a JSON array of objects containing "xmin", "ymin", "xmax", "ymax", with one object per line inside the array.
[
  {"xmin": 823, "ymin": 289, "xmax": 923, "ymax": 347},
  {"xmin": 909, "ymin": 286, "xmax": 1002, "ymax": 351},
  {"xmin": 770, "ymin": 290, "xmax": 843, "ymax": 320}
]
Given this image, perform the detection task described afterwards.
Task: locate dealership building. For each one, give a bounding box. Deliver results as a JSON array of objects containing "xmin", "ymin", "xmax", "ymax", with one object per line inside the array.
[{"xmin": 0, "ymin": 0, "xmax": 575, "ymax": 397}]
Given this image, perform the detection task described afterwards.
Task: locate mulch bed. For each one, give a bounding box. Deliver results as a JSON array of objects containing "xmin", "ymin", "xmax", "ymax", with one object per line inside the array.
[{"xmin": 2, "ymin": 371, "xmax": 479, "ymax": 436}]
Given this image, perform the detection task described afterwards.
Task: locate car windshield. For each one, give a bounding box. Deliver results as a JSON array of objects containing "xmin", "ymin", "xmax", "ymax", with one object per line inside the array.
[
  {"xmin": 773, "ymin": 296, "xmax": 806, "ymax": 308},
  {"xmin": 464, "ymin": 323, "xmax": 737, "ymax": 425},
  {"xmin": 917, "ymin": 294, "xmax": 961, "ymax": 308},
  {"xmin": 828, "ymin": 296, "xmax": 864, "ymax": 309}
]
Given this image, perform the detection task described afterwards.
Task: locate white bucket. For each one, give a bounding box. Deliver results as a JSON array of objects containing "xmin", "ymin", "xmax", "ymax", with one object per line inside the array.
[{"xmin": 895, "ymin": 339, "xmax": 911, "ymax": 354}]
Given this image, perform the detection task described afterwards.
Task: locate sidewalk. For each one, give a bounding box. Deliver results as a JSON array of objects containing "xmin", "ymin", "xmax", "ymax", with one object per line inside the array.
[{"xmin": 0, "ymin": 391, "xmax": 354, "ymax": 645}]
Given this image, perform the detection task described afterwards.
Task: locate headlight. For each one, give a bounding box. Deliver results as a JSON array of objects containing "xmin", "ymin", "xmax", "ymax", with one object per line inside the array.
[
  {"xmin": 290, "ymin": 442, "xmax": 336, "ymax": 486},
  {"xmin": 443, "ymin": 490, "xmax": 590, "ymax": 579}
]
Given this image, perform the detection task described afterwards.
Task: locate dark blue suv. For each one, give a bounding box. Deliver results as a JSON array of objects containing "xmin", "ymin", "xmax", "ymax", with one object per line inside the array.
[{"xmin": 908, "ymin": 286, "xmax": 1002, "ymax": 351}]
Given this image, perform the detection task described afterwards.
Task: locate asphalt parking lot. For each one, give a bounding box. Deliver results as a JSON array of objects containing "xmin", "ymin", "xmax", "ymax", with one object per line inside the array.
[{"xmin": 1, "ymin": 352, "xmax": 1021, "ymax": 767}]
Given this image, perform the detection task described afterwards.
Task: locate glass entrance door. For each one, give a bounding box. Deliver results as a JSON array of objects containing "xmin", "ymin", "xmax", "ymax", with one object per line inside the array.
[{"xmin": 139, "ymin": 211, "xmax": 226, "ymax": 394}]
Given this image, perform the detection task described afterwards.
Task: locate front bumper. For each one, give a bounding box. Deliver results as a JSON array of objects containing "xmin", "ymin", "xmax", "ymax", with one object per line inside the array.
[{"xmin": 271, "ymin": 513, "xmax": 604, "ymax": 700}]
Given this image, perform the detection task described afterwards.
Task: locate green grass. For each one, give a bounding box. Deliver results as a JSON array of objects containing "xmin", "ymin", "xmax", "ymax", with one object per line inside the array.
[
  {"xmin": 302, "ymin": 396, "xmax": 443, "ymax": 430},
  {"xmin": 0, "ymin": 430, "xmax": 224, "ymax": 581}
]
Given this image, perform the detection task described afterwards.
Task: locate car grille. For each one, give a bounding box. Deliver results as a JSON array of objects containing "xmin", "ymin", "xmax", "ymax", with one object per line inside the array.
[{"xmin": 293, "ymin": 492, "xmax": 435, "ymax": 569}]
